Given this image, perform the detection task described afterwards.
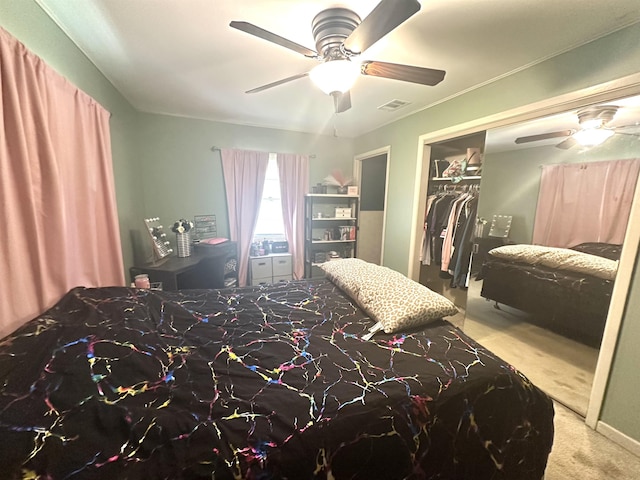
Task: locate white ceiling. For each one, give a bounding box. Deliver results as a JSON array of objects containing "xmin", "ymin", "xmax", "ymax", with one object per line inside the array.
[{"xmin": 36, "ymin": 0, "xmax": 640, "ymax": 139}]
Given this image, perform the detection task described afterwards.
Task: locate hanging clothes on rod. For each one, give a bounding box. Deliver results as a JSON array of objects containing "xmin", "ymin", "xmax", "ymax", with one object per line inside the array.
[
  {"xmin": 421, "ymin": 184, "xmax": 479, "ymax": 288},
  {"xmin": 421, "ymin": 186, "xmax": 459, "ymax": 266},
  {"xmin": 449, "ymin": 188, "xmax": 479, "ymax": 288}
]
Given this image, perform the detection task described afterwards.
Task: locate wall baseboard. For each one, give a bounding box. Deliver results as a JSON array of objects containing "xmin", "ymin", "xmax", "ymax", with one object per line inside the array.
[{"xmin": 596, "ymin": 421, "xmax": 640, "ymax": 458}]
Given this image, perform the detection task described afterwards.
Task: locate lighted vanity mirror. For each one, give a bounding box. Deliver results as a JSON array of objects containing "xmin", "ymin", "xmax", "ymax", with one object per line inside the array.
[
  {"xmin": 487, "ymin": 215, "xmax": 512, "ymax": 238},
  {"xmin": 144, "ymin": 217, "xmax": 174, "ymax": 262},
  {"xmin": 462, "ymin": 93, "xmax": 640, "ymax": 416}
]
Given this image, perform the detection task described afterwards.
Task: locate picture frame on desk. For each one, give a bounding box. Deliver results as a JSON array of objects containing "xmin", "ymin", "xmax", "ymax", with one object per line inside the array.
[{"xmin": 193, "ymin": 214, "xmax": 217, "ymax": 242}]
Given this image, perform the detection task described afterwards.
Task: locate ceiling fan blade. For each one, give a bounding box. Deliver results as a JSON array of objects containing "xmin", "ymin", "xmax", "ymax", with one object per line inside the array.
[
  {"xmin": 230, "ymin": 21, "xmax": 318, "ymax": 58},
  {"xmin": 361, "ymin": 61, "xmax": 445, "ymax": 86},
  {"xmin": 246, "ymin": 72, "xmax": 309, "ymax": 94},
  {"xmin": 514, "ymin": 130, "xmax": 574, "ymax": 144},
  {"xmin": 332, "ymin": 91, "xmax": 352, "ymax": 113},
  {"xmin": 342, "ymin": 0, "xmax": 421, "ymax": 55},
  {"xmin": 555, "ymin": 137, "xmax": 578, "ymax": 150},
  {"xmin": 614, "ymin": 124, "xmax": 640, "ymax": 135}
]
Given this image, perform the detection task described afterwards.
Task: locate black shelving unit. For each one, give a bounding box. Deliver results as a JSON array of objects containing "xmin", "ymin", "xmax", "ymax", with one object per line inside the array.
[{"xmin": 304, "ymin": 194, "xmax": 359, "ymax": 278}]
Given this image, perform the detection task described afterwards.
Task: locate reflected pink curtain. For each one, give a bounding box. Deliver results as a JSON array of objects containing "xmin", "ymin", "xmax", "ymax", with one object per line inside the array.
[
  {"xmin": 221, "ymin": 149, "xmax": 269, "ymax": 286},
  {"xmin": 0, "ymin": 27, "xmax": 124, "ymax": 338},
  {"xmin": 532, "ymin": 158, "xmax": 640, "ymax": 247},
  {"xmin": 277, "ymin": 153, "xmax": 309, "ymax": 280}
]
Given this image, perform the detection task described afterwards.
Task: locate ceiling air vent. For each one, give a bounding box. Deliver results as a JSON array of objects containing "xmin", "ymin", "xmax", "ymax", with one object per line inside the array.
[{"xmin": 378, "ymin": 99, "xmax": 411, "ymax": 111}]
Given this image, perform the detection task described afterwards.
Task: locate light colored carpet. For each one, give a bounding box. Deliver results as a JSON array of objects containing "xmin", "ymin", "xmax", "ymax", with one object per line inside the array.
[
  {"xmin": 452, "ymin": 306, "xmax": 640, "ymax": 478},
  {"xmin": 449, "ymin": 279, "xmax": 640, "ymax": 477},
  {"xmin": 547, "ymin": 402, "xmax": 640, "ymax": 479},
  {"xmin": 461, "ymin": 279, "xmax": 597, "ymax": 416},
  {"xmin": 446, "ymin": 282, "xmax": 640, "ymax": 477}
]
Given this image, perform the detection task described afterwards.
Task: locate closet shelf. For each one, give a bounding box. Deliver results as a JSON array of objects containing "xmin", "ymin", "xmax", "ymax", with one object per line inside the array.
[{"xmin": 431, "ymin": 176, "xmax": 482, "ymax": 181}]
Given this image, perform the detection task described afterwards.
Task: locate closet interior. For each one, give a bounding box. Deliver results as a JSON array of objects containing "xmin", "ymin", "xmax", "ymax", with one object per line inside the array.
[{"xmin": 419, "ymin": 131, "xmax": 486, "ymax": 311}]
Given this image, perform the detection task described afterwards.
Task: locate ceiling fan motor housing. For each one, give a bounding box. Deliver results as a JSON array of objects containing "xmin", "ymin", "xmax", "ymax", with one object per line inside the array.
[
  {"xmin": 577, "ymin": 105, "xmax": 618, "ymax": 128},
  {"xmin": 312, "ymin": 8, "xmax": 361, "ymax": 60},
  {"xmin": 230, "ymin": 0, "xmax": 445, "ymax": 110}
]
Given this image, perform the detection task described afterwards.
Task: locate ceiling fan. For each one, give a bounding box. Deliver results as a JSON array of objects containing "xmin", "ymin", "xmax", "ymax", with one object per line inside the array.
[
  {"xmin": 230, "ymin": 0, "xmax": 446, "ymax": 113},
  {"xmin": 514, "ymin": 105, "xmax": 640, "ymax": 149}
]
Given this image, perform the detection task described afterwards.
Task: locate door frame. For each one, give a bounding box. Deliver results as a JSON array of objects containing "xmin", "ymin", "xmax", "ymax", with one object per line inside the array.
[
  {"xmin": 354, "ymin": 146, "xmax": 391, "ymax": 265},
  {"xmin": 408, "ymin": 71, "xmax": 640, "ymax": 436}
]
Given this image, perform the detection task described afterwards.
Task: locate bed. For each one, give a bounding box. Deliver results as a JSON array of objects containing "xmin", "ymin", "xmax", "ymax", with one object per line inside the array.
[
  {"xmin": 0, "ymin": 260, "xmax": 554, "ymax": 479},
  {"xmin": 479, "ymin": 242, "xmax": 621, "ymax": 347}
]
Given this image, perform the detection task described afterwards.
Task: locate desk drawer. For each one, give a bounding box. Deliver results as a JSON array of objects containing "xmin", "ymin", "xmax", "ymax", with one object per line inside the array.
[{"xmin": 272, "ymin": 255, "xmax": 292, "ymax": 276}]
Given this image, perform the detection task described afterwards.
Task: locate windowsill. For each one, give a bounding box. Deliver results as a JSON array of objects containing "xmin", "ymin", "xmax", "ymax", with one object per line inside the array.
[{"xmin": 253, "ymin": 234, "xmax": 286, "ymax": 243}]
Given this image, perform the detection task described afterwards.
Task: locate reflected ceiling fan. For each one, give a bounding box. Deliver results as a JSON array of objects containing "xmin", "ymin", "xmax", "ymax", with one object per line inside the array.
[
  {"xmin": 515, "ymin": 105, "xmax": 640, "ymax": 149},
  {"xmin": 230, "ymin": 0, "xmax": 446, "ymax": 113}
]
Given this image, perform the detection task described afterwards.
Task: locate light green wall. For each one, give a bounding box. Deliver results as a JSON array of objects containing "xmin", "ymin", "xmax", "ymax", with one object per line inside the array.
[
  {"xmin": 133, "ymin": 113, "xmax": 355, "ymax": 261},
  {"xmin": 354, "ymin": 22, "xmax": 640, "ymax": 274},
  {"xmin": 476, "ymin": 147, "xmax": 543, "ymax": 244},
  {"xmin": 0, "ymin": 0, "xmax": 142, "ymax": 274},
  {"xmin": 478, "ymin": 133, "xmax": 640, "ymax": 244},
  {"xmin": 3, "ymin": 0, "xmax": 640, "ymax": 446}
]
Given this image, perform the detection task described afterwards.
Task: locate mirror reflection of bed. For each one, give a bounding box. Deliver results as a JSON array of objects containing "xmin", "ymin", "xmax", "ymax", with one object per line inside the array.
[{"xmin": 423, "ymin": 93, "xmax": 640, "ymax": 417}]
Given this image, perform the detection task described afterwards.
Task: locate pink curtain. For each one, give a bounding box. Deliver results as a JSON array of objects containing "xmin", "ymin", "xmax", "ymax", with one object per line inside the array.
[
  {"xmin": 532, "ymin": 158, "xmax": 640, "ymax": 247},
  {"xmin": 277, "ymin": 153, "xmax": 309, "ymax": 280},
  {"xmin": 0, "ymin": 27, "xmax": 124, "ymax": 338},
  {"xmin": 221, "ymin": 149, "xmax": 269, "ymax": 286}
]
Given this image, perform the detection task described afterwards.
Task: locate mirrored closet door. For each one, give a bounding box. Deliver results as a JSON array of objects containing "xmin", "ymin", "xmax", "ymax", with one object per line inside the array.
[
  {"xmin": 458, "ymin": 94, "xmax": 640, "ymax": 417},
  {"xmin": 418, "ymin": 94, "xmax": 640, "ymax": 417}
]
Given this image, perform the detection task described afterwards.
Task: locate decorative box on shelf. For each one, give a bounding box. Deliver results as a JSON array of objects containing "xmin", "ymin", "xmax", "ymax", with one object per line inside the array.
[{"xmin": 335, "ymin": 207, "xmax": 352, "ymax": 218}]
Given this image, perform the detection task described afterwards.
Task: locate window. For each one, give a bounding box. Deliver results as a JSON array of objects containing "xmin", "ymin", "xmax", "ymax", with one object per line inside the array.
[{"xmin": 254, "ymin": 154, "xmax": 286, "ymax": 241}]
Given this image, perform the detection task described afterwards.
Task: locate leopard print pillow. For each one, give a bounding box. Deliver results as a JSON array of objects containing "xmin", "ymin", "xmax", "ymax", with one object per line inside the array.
[
  {"xmin": 321, "ymin": 259, "xmax": 458, "ymax": 334},
  {"xmin": 489, "ymin": 244, "xmax": 618, "ymax": 280},
  {"xmin": 319, "ymin": 258, "xmax": 370, "ymax": 297}
]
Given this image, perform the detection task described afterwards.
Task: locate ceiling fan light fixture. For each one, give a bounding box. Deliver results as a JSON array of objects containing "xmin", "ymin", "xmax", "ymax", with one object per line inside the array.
[
  {"xmin": 580, "ymin": 118, "xmax": 605, "ymax": 130},
  {"xmin": 572, "ymin": 128, "xmax": 615, "ymax": 146},
  {"xmin": 310, "ymin": 60, "xmax": 361, "ymax": 95}
]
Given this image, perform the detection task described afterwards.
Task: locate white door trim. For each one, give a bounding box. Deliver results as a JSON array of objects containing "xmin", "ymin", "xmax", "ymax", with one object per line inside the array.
[{"xmin": 354, "ymin": 146, "xmax": 391, "ymax": 265}]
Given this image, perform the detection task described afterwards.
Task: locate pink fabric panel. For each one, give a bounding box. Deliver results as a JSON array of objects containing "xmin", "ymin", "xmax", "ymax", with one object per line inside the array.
[
  {"xmin": 0, "ymin": 27, "xmax": 124, "ymax": 338},
  {"xmin": 532, "ymin": 159, "xmax": 640, "ymax": 248},
  {"xmin": 221, "ymin": 149, "xmax": 269, "ymax": 286},
  {"xmin": 277, "ymin": 153, "xmax": 309, "ymax": 280}
]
